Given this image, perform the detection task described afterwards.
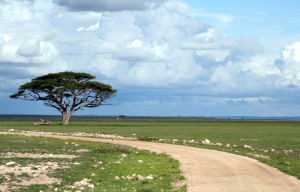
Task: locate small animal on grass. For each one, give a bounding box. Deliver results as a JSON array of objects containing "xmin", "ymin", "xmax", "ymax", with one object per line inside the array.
[{"xmin": 32, "ymin": 119, "xmax": 52, "ymax": 126}]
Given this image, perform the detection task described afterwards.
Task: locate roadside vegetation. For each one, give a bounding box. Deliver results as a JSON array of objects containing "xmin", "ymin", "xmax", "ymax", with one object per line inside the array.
[
  {"xmin": 0, "ymin": 134, "xmax": 185, "ymax": 192},
  {"xmin": 0, "ymin": 119, "xmax": 299, "ymax": 180}
]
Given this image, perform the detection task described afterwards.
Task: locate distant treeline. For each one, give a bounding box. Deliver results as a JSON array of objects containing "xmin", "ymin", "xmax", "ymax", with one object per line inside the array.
[
  {"xmin": 0, "ymin": 114, "xmax": 213, "ymax": 120},
  {"xmin": 0, "ymin": 114, "xmax": 115, "ymax": 120},
  {"xmin": 0, "ymin": 114, "xmax": 300, "ymax": 120}
]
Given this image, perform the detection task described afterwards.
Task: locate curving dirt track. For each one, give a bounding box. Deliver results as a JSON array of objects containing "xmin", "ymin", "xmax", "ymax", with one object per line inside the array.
[{"xmin": 1, "ymin": 132, "xmax": 300, "ymax": 192}]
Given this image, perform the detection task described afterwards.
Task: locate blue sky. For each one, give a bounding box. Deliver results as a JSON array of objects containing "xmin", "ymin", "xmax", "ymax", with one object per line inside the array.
[
  {"xmin": 1, "ymin": 0, "xmax": 300, "ymax": 117},
  {"xmin": 189, "ymin": 0, "xmax": 300, "ymax": 49}
]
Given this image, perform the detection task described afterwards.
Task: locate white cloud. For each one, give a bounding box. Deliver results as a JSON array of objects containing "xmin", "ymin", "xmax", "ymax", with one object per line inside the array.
[
  {"xmin": 0, "ymin": 0, "xmax": 69, "ymax": 91},
  {"xmin": 196, "ymin": 49, "xmax": 230, "ymax": 62},
  {"xmin": 77, "ymin": 21, "xmax": 100, "ymax": 32},
  {"xmin": 202, "ymin": 13, "xmax": 235, "ymax": 25},
  {"xmin": 0, "ymin": 0, "xmax": 33, "ymax": 22},
  {"xmin": 239, "ymin": 54, "xmax": 280, "ymax": 77},
  {"xmin": 0, "ymin": 0, "xmax": 280, "ymax": 92},
  {"xmin": 282, "ymin": 42, "xmax": 300, "ymax": 62},
  {"xmin": 0, "ymin": 34, "xmax": 12, "ymax": 42},
  {"xmin": 275, "ymin": 42, "xmax": 300, "ymax": 86},
  {"xmin": 17, "ymin": 38, "xmax": 41, "ymax": 57},
  {"xmin": 225, "ymin": 96, "xmax": 275, "ymax": 104},
  {"xmin": 1, "ymin": 0, "xmax": 300, "ymax": 110},
  {"xmin": 127, "ymin": 39, "xmax": 143, "ymax": 48},
  {"xmin": 0, "ymin": 76, "xmax": 30, "ymax": 90}
]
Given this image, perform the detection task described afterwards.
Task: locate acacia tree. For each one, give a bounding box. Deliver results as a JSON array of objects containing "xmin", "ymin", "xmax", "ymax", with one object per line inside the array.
[{"xmin": 10, "ymin": 72, "xmax": 116, "ymax": 125}]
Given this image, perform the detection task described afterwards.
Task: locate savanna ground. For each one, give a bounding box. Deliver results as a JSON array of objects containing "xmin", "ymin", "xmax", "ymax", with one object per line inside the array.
[
  {"xmin": 0, "ymin": 118, "xmax": 300, "ymax": 191},
  {"xmin": 0, "ymin": 133, "xmax": 184, "ymax": 192}
]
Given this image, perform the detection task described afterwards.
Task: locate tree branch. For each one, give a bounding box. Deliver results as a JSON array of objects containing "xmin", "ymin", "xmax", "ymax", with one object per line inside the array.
[{"xmin": 44, "ymin": 102, "xmax": 62, "ymax": 112}]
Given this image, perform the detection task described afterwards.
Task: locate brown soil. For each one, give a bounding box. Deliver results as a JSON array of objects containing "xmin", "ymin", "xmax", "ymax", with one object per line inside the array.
[{"xmin": 1, "ymin": 132, "xmax": 300, "ymax": 192}]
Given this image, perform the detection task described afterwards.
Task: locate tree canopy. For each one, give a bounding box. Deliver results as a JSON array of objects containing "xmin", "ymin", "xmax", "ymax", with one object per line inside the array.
[{"xmin": 10, "ymin": 72, "xmax": 116, "ymax": 125}]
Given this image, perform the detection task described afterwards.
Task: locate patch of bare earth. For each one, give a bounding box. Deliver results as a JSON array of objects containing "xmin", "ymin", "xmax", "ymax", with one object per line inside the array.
[
  {"xmin": 240, "ymin": 138, "xmax": 260, "ymax": 141},
  {"xmin": 0, "ymin": 152, "xmax": 78, "ymax": 191},
  {"xmin": 75, "ymin": 149, "xmax": 91, "ymax": 153},
  {"xmin": 65, "ymin": 178, "xmax": 95, "ymax": 191},
  {"xmin": 9, "ymin": 130, "xmax": 138, "ymax": 140},
  {"xmin": 247, "ymin": 153, "xmax": 271, "ymax": 160},
  {"xmin": 0, "ymin": 161, "xmax": 69, "ymax": 191},
  {"xmin": 172, "ymin": 179, "xmax": 187, "ymax": 190},
  {"xmin": 0, "ymin": 152, "xmax": 78, "ymax": 159}
]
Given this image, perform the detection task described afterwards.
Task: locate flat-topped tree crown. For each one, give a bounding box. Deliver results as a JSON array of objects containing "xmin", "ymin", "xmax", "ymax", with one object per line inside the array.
[{"xmin": 10, "ymin": 72, "xmax": 116, "ymax": 125}]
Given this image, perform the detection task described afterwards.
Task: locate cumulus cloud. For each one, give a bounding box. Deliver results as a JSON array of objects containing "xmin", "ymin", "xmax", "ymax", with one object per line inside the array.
[
  {"xmin": 0, "ymin": 0, "xmax": 69, "ymax": 91},
  {"xmin": 281, "ymin": 42, "xmax": 300, "ymax": 62},
  {"xmin": 1, "ymin": 0, "xmax": 300, "ymax": 114},
  {"xmin": 74, "ymin": 1, "xmax": 210, "ymax": 86},
  {"xmin": 54, "ymin": 0, "xmax": 165, "ymax": 12},
  {"xmin": 73, "ymin": 1, "xmax": 269, "ymax": 91},
  {"xmin": 225, "ymin": 96, "xmax": 275, "ymax": 105},
  {"xmin": 275, "ymin": 42, "xmax": 300, "ymax": 87},
  {"xmin": 77, "ymin": 21, "xmax": 100, "ymax": 31},
  {"xmin": 201, "ymin": 13, "xmax": 235, "ymax": 26},
  {"xmin": 17, "ymin": 38, "xmax": 41, "ymax": 57},
  {"xmin": 0, "ymin": 0, "xmax": 282, "ymax": 91}
]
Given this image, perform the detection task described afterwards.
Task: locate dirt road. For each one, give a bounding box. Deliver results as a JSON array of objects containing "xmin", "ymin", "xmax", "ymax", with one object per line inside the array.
[{"xmin": 1, "ymin": 132, "xmax": 300, "ymax": 192}]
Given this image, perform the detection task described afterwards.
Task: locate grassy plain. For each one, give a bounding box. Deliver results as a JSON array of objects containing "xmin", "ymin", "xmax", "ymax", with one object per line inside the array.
[
  {"xmin": 0, "ymin": 119, "xmax": 300, "ymax": 180},
  {"xmin": 0, "ymin": 134, "xmax": 184, "ymax": 192}
]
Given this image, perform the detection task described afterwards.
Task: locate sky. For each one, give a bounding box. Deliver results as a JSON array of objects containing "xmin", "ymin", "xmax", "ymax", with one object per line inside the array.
[{"xmin": 1, "ymin": 0, "xmax": 300, "ymax": 117}]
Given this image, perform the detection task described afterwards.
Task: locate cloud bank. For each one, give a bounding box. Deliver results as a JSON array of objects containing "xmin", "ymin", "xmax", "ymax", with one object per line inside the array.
[
  {"xmin": 53, "ymin": 0, "xmax": 165, "ymax": 12},
  {"xmin": 1, "ymin": 0, "xmax": 300, "ymax": 115}
]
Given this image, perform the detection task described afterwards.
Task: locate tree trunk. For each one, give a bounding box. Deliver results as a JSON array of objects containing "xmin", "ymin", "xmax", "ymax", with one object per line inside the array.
[{"xmin": 62, "ymin": 111, "xmax": 72, "ymax": 125}]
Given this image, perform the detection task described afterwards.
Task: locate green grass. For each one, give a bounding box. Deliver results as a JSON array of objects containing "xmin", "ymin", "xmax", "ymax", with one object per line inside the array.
[
  {"xmin": 0, "ymin": 119, "xmax": 300, "ymax": 180},
  {"xmin": 0, "ymin": 134, "xmax": 185, "ymax": 192}
]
